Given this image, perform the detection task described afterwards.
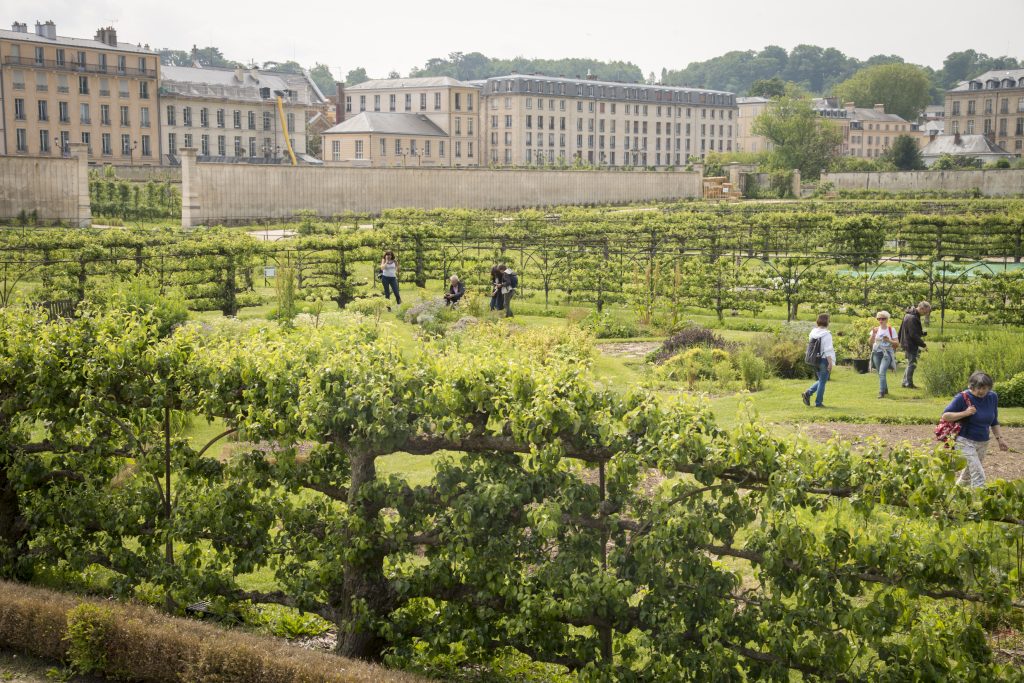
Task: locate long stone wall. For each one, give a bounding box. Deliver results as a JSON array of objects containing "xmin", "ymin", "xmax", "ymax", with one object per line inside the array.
[
  {"xmin": 179, "ymin": 149, "xmax": 702, "ymax": 226},
  {"xmin": 820, "ymin": 169, "xmax": 1024, "ymax": 196},
  {"xmin": 0, "ymin": 145, "xmax": 90, "ymax": 226}
]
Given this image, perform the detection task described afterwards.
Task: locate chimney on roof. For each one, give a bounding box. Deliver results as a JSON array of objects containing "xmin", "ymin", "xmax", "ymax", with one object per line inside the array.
[
  {"xmin": 11, "ymin": 21, "xmax": 27, "ymax": 33},
  {"xmin": 843, "ymin": 101, "xmax": 855, "ymax": 112},
  {"xmin": 873, "ymin": 103, "xmax": 885, "ymax": 113},
  {"xmin": 94, "ymin": 26, "xmax": 117, "ymax": 47},
  {"xmin": 585, "ymin": 69, "xmax": 597, "ymax": 80},
  {"xmin": 234, "ymin": 68, "xmax": 244, "ymax": 82},
  {"xmin": 335, "ymin": 82, "xmax": 345, "ymax": 124},
  {"xmin": 35, "ymin": 20, "xmax": 56, "ymax": 39}
]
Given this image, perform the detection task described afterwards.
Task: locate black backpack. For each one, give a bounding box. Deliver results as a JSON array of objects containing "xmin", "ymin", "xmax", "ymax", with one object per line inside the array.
[
  {"xmin": 804, "ymin": 335, "xmax": 823, "ymax": 366},
  {"xmin": 506, "ymin": 272, "xmax": 519, "ymax": 289}
]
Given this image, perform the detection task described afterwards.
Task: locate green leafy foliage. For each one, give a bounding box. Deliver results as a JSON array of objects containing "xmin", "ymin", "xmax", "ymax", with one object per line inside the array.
[
  {"xmin": 3, "ymin": 309, "xmax": 1024, "ymax": 680},
  {"xmin": 920, "ymin": 329, "xmax": 1024, "ymax": 397},
  {"xmin": 997, "ymin": 371, "xmax": 1024, "ymax": 407}
]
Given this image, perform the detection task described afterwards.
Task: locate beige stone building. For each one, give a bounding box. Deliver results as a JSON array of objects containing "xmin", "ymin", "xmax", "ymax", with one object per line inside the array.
[
  {"xmin": 322, "ymin": 112, "xmax": 450, "ymax": 166},
  {"xmin": 0, "ymin": 20, "xmax": 159, "ymax": 164},
  {"xmin": 945, "ymin": 69, "xmax": 1024, "ymax": 158},
  {"xmin": 159, "ymin": 65, "xmax": 325, "ymax": 164},
  {"xmin": 736, "ymin": 96, "xmax": 773, "ymax": 153},
  {"xmin": 840, "ymin": 104, "xmax": 912, "ymax": 158},
  {"xmin": 477, "ymin": 75, "xmax": 737, "ymax": 167},
  {"xmin": 329, "ymin": 77, "xmax": 481, "ymax": 166}
]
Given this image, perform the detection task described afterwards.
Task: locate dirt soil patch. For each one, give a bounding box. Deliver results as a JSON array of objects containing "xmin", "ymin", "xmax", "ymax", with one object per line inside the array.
[
  {"xmin": 597, "ymin": 342, "xmax": 660, "ymax": 359},
  {"xmin": 799, "ymin": 424, "xmax": 1024, "ymax": 481}
]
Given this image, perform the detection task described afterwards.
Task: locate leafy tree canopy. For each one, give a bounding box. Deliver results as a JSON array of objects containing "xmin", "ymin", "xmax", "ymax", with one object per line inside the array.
[
  {"xmin": 885, "ymin": 134, "xmax": 925, "ymax": 171},
  {"xmin": 309, "ymin": 63, "xmax": 336, "ymax": 95},
  {"xmin": 834, "ymin": 63, "xmax": 932, "ymax": 121},
  {"xmin": 408, "ymin": 51, "xmax": 644, "ymax": 83},
  {"xmin": 748, "ymin": 77, "xmax": 787, "ymax": 98},
  {"xmin": 752, "ymin": 85, "xmax": 843, "ymax": 180},
  {"xmin": 345, "ymin": 67, "xmax": 369, "ymax": 86},
  {"xmin": 158, "ymin": 46, "xmax": 244, "ymax": 69}
]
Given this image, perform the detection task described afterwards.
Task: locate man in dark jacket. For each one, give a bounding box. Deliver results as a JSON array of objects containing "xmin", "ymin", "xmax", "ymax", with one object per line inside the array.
[{"xmin": 899, "ymin": 301, "xmax": 930, "ymax": 389}]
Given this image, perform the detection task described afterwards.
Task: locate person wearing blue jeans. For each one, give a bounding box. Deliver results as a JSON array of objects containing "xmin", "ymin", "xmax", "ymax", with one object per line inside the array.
[
  {"xmin": 802, "ymin": 313, "xmax": 836, "ymax": 408},
  {"xmin": 869, "ymin": 311, "xmax": 899, "ymax": 398},
  {"xmin": 380, "ymin": 250, "xmax": 401, "ymax": 309}
]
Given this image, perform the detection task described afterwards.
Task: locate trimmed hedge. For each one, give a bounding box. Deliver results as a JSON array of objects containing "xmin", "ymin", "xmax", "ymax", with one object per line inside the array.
[{"xmin": 0, "ymin": 582, "xmax": 428, "ymax": 683}]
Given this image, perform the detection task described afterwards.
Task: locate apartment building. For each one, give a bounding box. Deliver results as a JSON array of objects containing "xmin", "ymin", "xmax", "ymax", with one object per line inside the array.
[
  {"xmin": 325, "ymin": 77, "xmax": 480, "ymax": 166},
  {"xmin": 478, "ymin": 75, "xmax": 737, "ymax": 167},
  {"xmin": 0, "ymin": 20, "xmax": 159, "ymax": 164},
  {"xmin": 840, "ymin": 104, "xmax": 911, "ymax": 158},
  {"xmin": 945, "ymin": 69, "xmax": 1024, "ymax": 157},
  {"xmin": 735, "ymin": 96, "xmax": 773, "ymax": 153},
  {"xmin": 159, "ymin": 65, "xmax": 325, "ymax": 163}
]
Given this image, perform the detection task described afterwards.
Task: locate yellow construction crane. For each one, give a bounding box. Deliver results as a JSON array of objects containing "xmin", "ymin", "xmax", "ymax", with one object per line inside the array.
[{"xmin": 276, "ymin": 95, "xmax": 298, "ymax": 166}]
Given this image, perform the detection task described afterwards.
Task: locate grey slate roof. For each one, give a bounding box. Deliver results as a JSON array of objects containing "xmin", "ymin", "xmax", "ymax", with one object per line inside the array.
[
  {"xmin": 160, "ymin": 65, "xmax": 325, "ymax": 105},
  {"xmin": 921, "ymin": 134, "xmax": 1012, "ymax": 157},
  {"xmin": 0, "ymin": 27, "xmax": 153, "ymax": 54},
  {"xmin": 347, "ymin": 77, "xmax": 468, "ymax": 90},
  {"xmin": 949, "ymin": 69, "xmax": 1024, "ymax": 92},
  {"xmin": 323, "ymin": 112, "xmax": 447, "ymax": 136},
  {"xmin": 736, "ymin": 96, "xmax": 771, "ymax": 104}
]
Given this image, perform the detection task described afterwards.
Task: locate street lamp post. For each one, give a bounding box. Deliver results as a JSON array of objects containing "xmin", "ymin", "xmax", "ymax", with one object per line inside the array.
[{"xmin": 128, "ymin": 139, "xmax": 138, "ymax": 165}]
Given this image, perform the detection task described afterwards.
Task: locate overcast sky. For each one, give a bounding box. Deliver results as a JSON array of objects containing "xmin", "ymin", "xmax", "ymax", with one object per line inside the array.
[{"xmin": 9, "ymin": 0, "xmax": 1024, "ymax": 80}]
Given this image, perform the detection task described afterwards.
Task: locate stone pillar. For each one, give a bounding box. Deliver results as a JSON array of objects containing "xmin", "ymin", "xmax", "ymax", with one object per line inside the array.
[
  {"xmin": 791, "ymin": 169, "xmax": 801, "ymax": 198},
  {"xmin": 726, "ymin": 162, "xmax": 741, "ymax": 187},
  {"xmin": 179, "ymin": 147, "xmax": 200, "ymax": 228},
  {"xmin": 67, "ymin": 142, "xmax": 92, "ymax": 227}
]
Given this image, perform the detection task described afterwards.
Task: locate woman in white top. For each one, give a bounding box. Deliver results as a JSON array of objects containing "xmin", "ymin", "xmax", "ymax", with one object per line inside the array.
[
  {"xmin": 802, "ymin": 313, "xmax": 837, "ymax": 408},
  {"xmin": 380, "ymin": 250, "xmax": 401, "ymax": 307},
  {"xmin": 869, "ymin": 310, "xmax": 900, "ymax": 398}
]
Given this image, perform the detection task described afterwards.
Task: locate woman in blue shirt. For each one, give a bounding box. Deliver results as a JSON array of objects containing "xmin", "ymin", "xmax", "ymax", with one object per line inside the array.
[{"xmin": 942, "ymin": 371, "xmax": 1009, "ymax": 487}]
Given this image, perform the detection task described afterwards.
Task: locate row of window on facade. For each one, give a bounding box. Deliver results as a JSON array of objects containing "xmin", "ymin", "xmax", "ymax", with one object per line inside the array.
[
  {"xmin": 487, "ymin": 79, "xmax": 733, "ymax": 106},
  {"xmin": 345, "ymin": 91, "xmax": 473, "ymax": 113},
  {"xmin": 10, "ymin": 71, "xmax": 150, "ymax": 98},
  {"xmin": 949, "ymin": 118, "xmax": 1024, "ymax": 136},
  {"xmin": 951, "ymin": 97, "xmax": 1024, "ymax": 116},
  {"xmin": 510, "ymin": 150, "xmax": 695, "ymax": 166},
  {"xmin": 165, "ymin": 106, "xmax": 294, "ymax": 133},
  {"xmin": 7, "ymin": 44, "xmax": 151, "ymax": 74},
  {"xmin": 492, "ymin": 131, "xmax": 731, "ymax": 152},
  {"xmin": 14, "ymin": 128, "xmax": 150, "ymax": 156},
  {"xmin": 512, "ymin": 99, "xmax": 733, "ymax": 120},
  {"xmin": 13, "ymin": 98, "xmax": 151, "ymax": 127},
  {"xmin": 329, "ymin": 138, "xmax": 476, "ymax": 161},
  {"xmin": 514, "ymin": 115, "xmax": 732, "ymax": 138},
  {"xmin": 166, "ymin": 132, "xmax": 293, "ymax": 158}
]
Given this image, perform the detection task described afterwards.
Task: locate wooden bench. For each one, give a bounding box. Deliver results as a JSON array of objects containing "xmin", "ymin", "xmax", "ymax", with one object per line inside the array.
[{"xmin": 38, "ymin": 299, "xmax": 78, "ymax": 320}]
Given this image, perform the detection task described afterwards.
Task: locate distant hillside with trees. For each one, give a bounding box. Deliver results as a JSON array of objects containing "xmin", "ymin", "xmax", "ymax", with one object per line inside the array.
[
  {"xmin": 661, "ymin": 46, "xmax": 1020, "ymax": 102},
  {"xmin": 407, "ymin": 52, "xmax": 645, "ymax": 84},
  {"xmin": 157, "ymin": 45, "xmax": 1020, "ymax": 105}
]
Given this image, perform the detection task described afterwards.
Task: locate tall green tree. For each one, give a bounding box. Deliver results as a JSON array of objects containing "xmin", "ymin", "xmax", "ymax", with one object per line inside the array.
[
  {"xmin": 309, "ymin": 63, "xmax": 336, "ymax": 95},
  {"xmin": 752, "ymin": 86, "xmax": 842, "ymax": 180},
  {"xmin": 345, "ymin": 67, "xmax": 369, "ymax": 86},
  {"xmin": 748, "ymin": 77, "xmax": 787, "ymax": 98},
  {"xmin": 886, "ymin": 135, "xmax": 925, "ymax": 170},
  {"xmin": 834, "ymin": 63, "xmax": 932, "ymax": 121}
]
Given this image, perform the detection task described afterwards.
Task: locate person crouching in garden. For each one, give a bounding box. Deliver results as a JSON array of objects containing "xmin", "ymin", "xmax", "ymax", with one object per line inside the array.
[
  {"xmin": 869, "ymin": 311, "xmax": 899, "ymax": 398},
  {"xmin": 943, "ymin": 371, "xmax": 1009, "ymax": 487},
  {"xmin": 802, "ymin": 313, "xmax": 836, "ymax": 408},
  {"xmin": 443, "ymin": 274, "xmax": 465, "ymax": 306}
]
